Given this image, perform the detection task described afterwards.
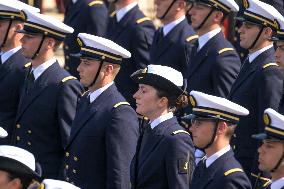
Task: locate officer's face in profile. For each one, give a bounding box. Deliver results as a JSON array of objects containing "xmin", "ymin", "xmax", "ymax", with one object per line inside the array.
[
  {"xmin": 154, "ymin": 0, "xmax": 180, "ymax": 20},
  {"xmin": 189, "ymin": 118, "xmax": 216, "ymax": 148},
  {"xmin": 258, "ymin": 140, "xmax": 284, "ymax": 172},
  {"xmin": 0, "ymin": 170, "xmax": 22, "ymax": 189},
  {"xmin": 133, "ymin": 84, "xmax": 166, "ymax": 120},
  {"xmin": 188, "ymin": 3, "xmax": 212, "ymax": 30},
  {"xmin": 77, "ymin": 58, "xmax": 101, "ymax": 88},
  {"xmin": 20, "ymin": 34, "xmax": 43, "ymax": 59},
  {"xmin": 0, "ymin": 20, "xmax": 20, "ymax": 46},
  {"xmin": 238, "ymin": 22, "xmax": 262, "ymax": 49},
  {"xmin": 275, "ymin": 41, "xmax": 284, "ymax": 68}
]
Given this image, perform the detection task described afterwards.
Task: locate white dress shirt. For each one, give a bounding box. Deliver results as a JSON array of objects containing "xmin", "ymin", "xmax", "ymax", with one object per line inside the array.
[
  {"xmin": 32, "ymin": 57, "xmax": 56, "ymax": 80},
  {"xmin": 150, "ymin": 112, "xmax": 174, "ymax": 129},
  {"xmin": 116, "ymin": 2, "xmax": 138, "ymax": 22},
  {"xmin": 271, "ymin": 177, "xmax": 284, "ymax": 189},
  {"xmin": 1, "ymin": 46, "xmax": 22, "ymax": 64},
  {"xmin": 162, "ymin": 16, "xmax": 185, "ymax": 36},
  {"xmin": 89, "ymin": 81, "xmax": 114, "ymax": 103},
  {"xmin": 198, "ymin": 28, "xmax": 221, "ymax": 51},
  {"xmin": 248, "ymin": 44, "xmax": 273, "ymax": 63},
  {"xmin": 205, "ymin": 145, "xmax": 231, "ymax": 168}
]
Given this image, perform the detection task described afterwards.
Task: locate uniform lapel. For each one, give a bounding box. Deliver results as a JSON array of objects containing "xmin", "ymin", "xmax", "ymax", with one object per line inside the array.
[
  {"xmin": 152, "ymin": 20, "xmax": 187, "ymax": 61},
  {"xmin": 137, "ymin": 118, "xmax": 176, "ymax": 177},
  {"xmin": 108, "ymin": 5, "xmax": 139, "ymax": 40},
  {"xmin": 228, "ymin": 48, "xmax": 274, "ymax": 97},
  {"xmin": 63, "ymin": 0, "xmax": 83, "ymax": 23},
  {"xmin": 66, "ymin": 84, "xmax": 115, "ymax": 147},
  {"xmin": 187, "ymin": 32, "xmax": 223, "ymax": 78},
  {"xmin": 0, "ymin": 50, "xmax": 24, "ymax": 80},
  {"xmin": 16, "ymin": 63, "xmax": 59, "ymax": 121}
]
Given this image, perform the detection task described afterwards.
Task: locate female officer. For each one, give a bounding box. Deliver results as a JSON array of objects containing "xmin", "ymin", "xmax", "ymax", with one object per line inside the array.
[{"xmin": 130, "ymin": 64, "xmax": 195, "ymax": 189}]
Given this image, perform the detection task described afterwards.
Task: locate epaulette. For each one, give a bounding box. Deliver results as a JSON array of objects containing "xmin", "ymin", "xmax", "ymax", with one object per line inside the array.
[
  {"xmin": 110, "ymin": 11, "xmax": 116, "ymax": 18},
  {"xmin": 251, "ymin": 172, "xmax": 271, "ymax": 182},
  {"xmin": 218, "ymin": 48, "xmax": 234, "ymax": 54},
  {"xmin": 224, "ymin": 168, "xmax": 243, "ymax": 176},
  {"xmin": 88, "ymin": 0, "xmax": 103, "ymax": 6},
  {"xmin": 262, "ymin": 63, "xmax": 278, "ymax": 69},
  {"xmin": 113, "ymin": 102, "xmax": 130, "ymax": 108},
  {"xmin": 24, "ymin": 62, "xmax": 32, "ymax": 68},
  {"xmin": 136, "ymin": 17, "xmax": 151, "ymax": 24},
  {"xmin": 61, "ymin": 76, "xmax": 77, "ymax": 83},
  {"xmin": 81, "ymin": 90, "xmax": 89, "ymax": 97},
  {"xmin": 171, "ymin": 130, "xmax": 190, "ymax": 136},
  {"xmin": 186, "ymin": 35, "xmax": 198, "ymax": 43}
]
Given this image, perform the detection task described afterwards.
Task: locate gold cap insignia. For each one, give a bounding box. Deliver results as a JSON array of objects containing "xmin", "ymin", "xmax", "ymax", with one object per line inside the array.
[
  {"xmin": 142, "ymin": 67, "xmax": 147, "ymax": 74},
  {"xmin": 243, "ymin": 0, "xmax": 249, "ymax": 9},
  {"xmin": 263, "ymin": 113, "xmax": 270, "ymax": 126},
  {"xmin": 77, "ymin": 37, "xmax": 83, "ymax": 47},
  {"xmin": 20, "ymin": 11, "xmax": 27, "ymax": 21},
  {"xmin": 189, "ymin": 95, "xmax": 196, "ymax": 107},
  {"xmin": 274, "ymin": 20, "xmax": 280, "ymax": 30}
]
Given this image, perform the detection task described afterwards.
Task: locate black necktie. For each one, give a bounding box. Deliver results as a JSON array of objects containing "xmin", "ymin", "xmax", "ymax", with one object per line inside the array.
[
  {"xmin": 26, "ymin": 71, "xmax": 35, "ymax": 93},
  {"xmin": 156, "ymin": 27, "xmax": 164, "ymax": 44},
  {"xmin": 138, "ymin": 124, "xmax": 151, "ymax": 159},
  {"xmin": 237, "ymin": 56, "xmax": 250, "ymax": 78}
]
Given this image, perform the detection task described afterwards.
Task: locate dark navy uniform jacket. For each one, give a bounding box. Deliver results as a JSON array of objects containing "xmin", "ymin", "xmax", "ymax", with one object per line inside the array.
[
  {"xmin": 0, "ymin": 49, "xmax": 29, "ymax": 145},
  {"xmin": 105, "ymin": 5, "xmax": 155, "ymax": 107},
  {"xmin": 63, "ymin": 84, "xmax": 139, "ymax": 189},
  {"xmin": 130, "ymin": 117, "xmax": 195, "ymax": 189},
  {"xmin": 63, "ymin": 0, "xmax": 108, "ymax": 78},
  {"xmin": 186, "ymin": 32, "xmax": 241, "ymax": 98},
  {"xmin": 190, "ymin": 149, "xmax": 252, "ymax": 189},
  {"xmin": 228, "ymin": 47, "xmax": 283, "ymax": 176},
  {"xmin": 12, "ymin": 61, "xmax": 83, "ymax": 179},
  {"xmin": 150, "ymin": 19, "xmax": 197, "ymax": 76}
]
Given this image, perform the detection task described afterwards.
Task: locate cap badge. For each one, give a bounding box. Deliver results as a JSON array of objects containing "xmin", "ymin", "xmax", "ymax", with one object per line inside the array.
[{"xmin": 263, "ymin": 113, "xmax": 270, "ymax": 126}]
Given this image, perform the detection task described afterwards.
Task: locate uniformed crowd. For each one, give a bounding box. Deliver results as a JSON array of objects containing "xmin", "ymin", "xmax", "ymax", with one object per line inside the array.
[{"xmin": 1, "ymin": 0, "xmax": 284, "ymax": 189}]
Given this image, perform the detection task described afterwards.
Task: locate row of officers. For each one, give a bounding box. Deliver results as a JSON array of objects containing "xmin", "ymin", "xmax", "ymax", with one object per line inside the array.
[{"xmin": 1, "ymin": 0, "xmax": 284, "ymax": 189}]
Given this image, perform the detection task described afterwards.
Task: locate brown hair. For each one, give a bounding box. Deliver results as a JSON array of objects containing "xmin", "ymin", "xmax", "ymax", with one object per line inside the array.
[{"xmin": 155, "ymin": 87, "xmax": 189, "ymax": 112}]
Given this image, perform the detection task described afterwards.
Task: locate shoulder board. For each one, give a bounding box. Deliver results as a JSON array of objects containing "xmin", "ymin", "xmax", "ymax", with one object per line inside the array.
[
  {"xmin": 61, "ymin": 76, "xmax": 77, "ymax": 83},
  {"xmin": 262, "ymin": 63, "xmax": 279, "ymax": 69},
  {"xmin": 136, "ymin": 17, "xmax": 151, "ymax": 24},
  {"xmin": 88, "ymin": 0, "xmax": 103, "ymax": 6},
  {"xmin": 81, "ymin": 90, "xmax": 89, "ymax": 97},
  {"xmin": 263, "ymin": 180, "xmax": 272, "ymax": 187},
  {"xmin": 24, "ymin": 62, "xmax": 32, "ymax": 68},
  {"xmin": 251, "ymin": 172, "xmax": 271, "ymax": 182},
  {"xmin": 218, "ymin": 48, "xmax": 234, "ymax": 54},
  {"xmin": 110, "ymin": 11, "xmax": 116, "ymax": 17},
  {"xmin": 186, "ymin": 35, "xmax": 198, "ymax": 42},
  {"xmin": 224, "ymin": 168, "xmax": 243, "ymax": 176},
  {"xmin": 171, "ymin": 130, "xmax": 190, "ymax": 136},
  {"xmin": 113, "ymin": 102, "xmax": 130, "ymax": 108}
]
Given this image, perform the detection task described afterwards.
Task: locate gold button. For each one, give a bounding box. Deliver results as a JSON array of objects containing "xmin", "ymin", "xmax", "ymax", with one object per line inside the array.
[
  {"xmin": 65, "ymin": 152, "xmax": 69, "ymax": 157},
  {"xmin": 240, "ymin": 53, "xmax": 244, "ymax": 57},
  {"xmin": 66, "ymin": 55, "xmax": 70, "ymax": 60},
  {"xmin": 233, "ymin": 145, "xmax": 236, "ymax": 149},
  {"xmin": 65, "ymin": 164, "xmax": 69, "ymax": 170},
  {"xmin": 66, "ymin": 177, "xmax": 70, "ymax": 182},
  {"xmin": 28, "ymin": 142, "xmax": 32, "ymax": 146},
  {"xmin": 74, "ymin": 157, "xmax": 78, "ymax": 161},
  {"xmin": 16, "ymin": 124, "xmax": 21, "ymax": 129},
  {"xmin": 16, "ymin": 136, "xmax": 20, "ymax": 141},
  {"xmin": 28, "ymin": 130, "xmax": 32, "ymax": 134},
  {"xmin": 72, "ymin": 169, "xmax": 76, "ymax": 174},
  {"xmin": 65, "ymin": 45, "xmax": 69, "ymax": 50}
]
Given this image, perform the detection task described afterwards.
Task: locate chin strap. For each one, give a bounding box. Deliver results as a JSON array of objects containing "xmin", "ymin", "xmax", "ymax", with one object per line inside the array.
[
  {"xmin": 31, "ymin": 35, "xmax": 46, "ymax": 60},
  {"xmin": 200, "ymin": 120, "xmax": 219, "ymax": 150},
  {"xmin": 195, "ymin": 8, "xmax": 214, "ymax": 31},
  {"xmin": 157, "ymin": 0, "xmax": 176, "ymax": 20},
  {"xmin": 248, "ymin": 26, "xmax": 264, "ymax": 50},
  {"xmin": 87, "ymin": 60, "xmax": 104, "ymax": 88},
  {"xmin": 0, "ymin": 19, "xmax": 13, "ymax": 49}
]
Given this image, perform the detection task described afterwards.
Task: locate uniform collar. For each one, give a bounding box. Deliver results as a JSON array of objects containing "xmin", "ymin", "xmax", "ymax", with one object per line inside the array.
[
  {"xmin": 32, "ymin": 57, "xmax": 56, "ymax": 80},
  {"xmin": 198, "ymin": 27, "xmax": 221, "ymax": 50},
  {"xmin": 150, "ymin": 112, "xmax": 173, "ymax": 129},
  {"xmin": 271, "ymin": 177, "xmax": 284, "ymax": 189},
  {"xmin": 162, "ymin": 15, "xmax": 185, "ymax": 36},
  {"xmin": 1, "ymin": 46, "xmax": 21, "ymax": 64},
  {"xmin": 116, "ymin": 2, "xmax": 138, "ymax": 22},
  {"xmin": 248, "ymin": 44, "xmax": 273, "ymax": 63},
  {"xmin": 89, "ymin": 81, "xmax": 114, "ymax": 103},
  {"xmin": 205, "ymin": 145, "xmax": 230, "ymax": 168}
]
